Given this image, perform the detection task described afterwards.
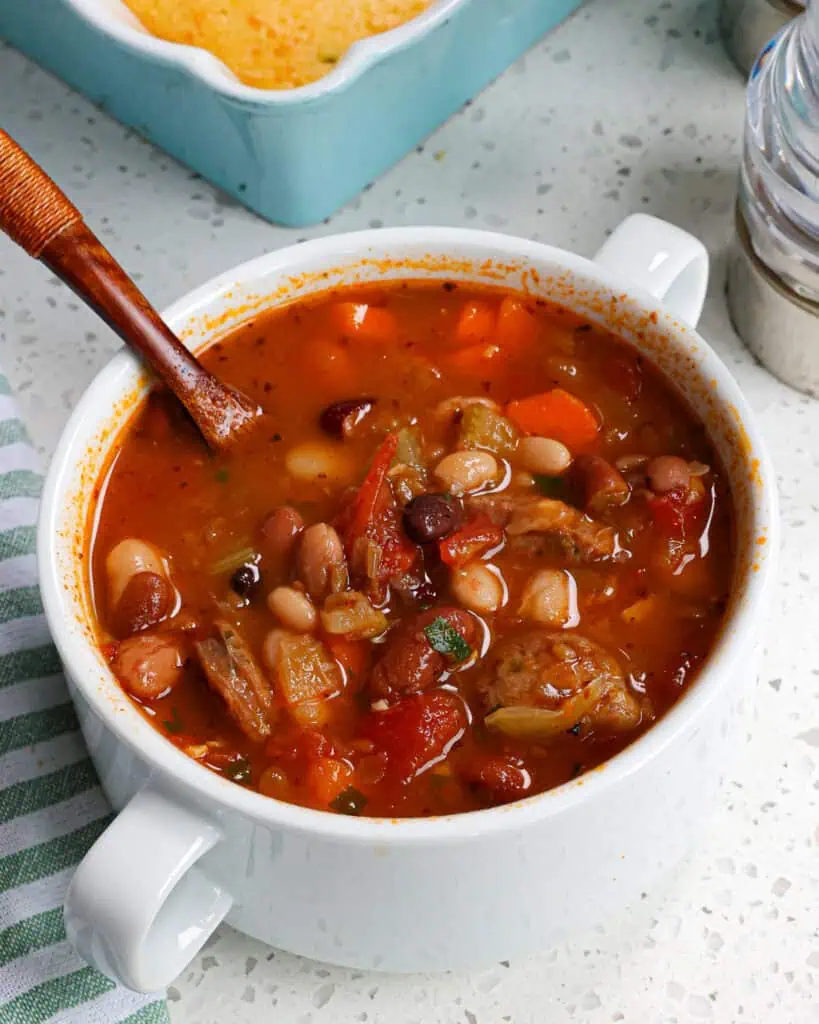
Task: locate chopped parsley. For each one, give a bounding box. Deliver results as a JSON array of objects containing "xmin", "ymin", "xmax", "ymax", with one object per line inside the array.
[
  {"xmin": 214, "ymin": 467, "xmax": 230, "ymax": 484},
  {"xmin": 423, "ymin": 616, "xmax": 472, "ymax": 663},
  {"xmin": 163, "ymin": 707, "xmax": 184, "ymax": 734},
  {"xmin": 223, "ymin": 758, "xmax": 252, "ymax": 784},
  {"xmin": 330, "ymin": 786, "xmax": 368, "ymax": 816}
]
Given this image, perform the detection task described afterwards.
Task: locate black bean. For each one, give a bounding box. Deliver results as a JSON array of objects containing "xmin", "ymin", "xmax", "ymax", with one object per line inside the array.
[
  {"xmin": 402, "ymin": 493, "xmax": 462, "ymax": 544},
  {"xmin": 319, "ymin": 397, "xmax": 377, "ymax": 439},
  {"xmin": 231, "ymin": 563, "xmax": 261, "ymax": 599}
]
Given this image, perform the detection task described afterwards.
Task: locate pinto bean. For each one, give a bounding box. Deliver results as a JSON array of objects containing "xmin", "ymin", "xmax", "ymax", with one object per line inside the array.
[
  {"xmin": 261, "ymin": 506, "xmax": 304, "ymax": 561},
  {"xmin": 298, "ymin": 523, "xmax": 347, "ymax": 599},
  {"xmin": 646, "ymin": 455, "xmax": 691, "ymax": 494},
  {"xmin": 369, "ymin": 607, "xmax": 479, "ymax": 702},
  {"xmin": 574, "ymin": 455, "xmax": 630, "ymax": 514},
  {"xmin": 112, "ymin": 633, "xmax": 187, "ymax": 701},
  {"xmin": 106, "ymin": 538, "xmax": 165, "ymax": 607},
  {"xmin": 112, "ymin": 571, "xmax": 175, "ymax": 637},
  {"xmin": 433, "ymin": 451, "xmax": 498, "ymax": 494}
]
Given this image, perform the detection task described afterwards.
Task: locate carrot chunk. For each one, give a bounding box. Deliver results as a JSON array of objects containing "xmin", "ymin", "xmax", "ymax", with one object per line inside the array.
[
  {"xmin": 307, "ymin": 757, "xmax": 354, "ymax": 805},
  {"xmin": 454, "ymin": 300, "xmax": 497, "ymax": 347},
  {"xmin": 332, "ymin": 302, "xmax": 397, "ymax": 345},
  {"xmin": 495, "ymin": 296, "xmax": 538, "ymax": 350},
  {"xmin": 505, "ymin": 388, "xmax": 599, "ymax": 450},
  {"xmin": 447, "ymin": 343, "xmax": 501, "ymax": 377},
  {"xmin": 325, "ymin": 635, "xmax": 371, "ymax": 690}
]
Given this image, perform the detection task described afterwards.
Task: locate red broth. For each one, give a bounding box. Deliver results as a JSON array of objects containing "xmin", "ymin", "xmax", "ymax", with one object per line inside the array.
[{"xmin": 89, "ymin": 282, "xmax": 734, "ymax": 818}]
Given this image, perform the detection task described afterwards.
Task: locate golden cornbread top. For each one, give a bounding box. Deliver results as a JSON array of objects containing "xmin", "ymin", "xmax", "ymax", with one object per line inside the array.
[{"xmin": 123, "ymin": 0, "xmax": 433, "ymax": 89}]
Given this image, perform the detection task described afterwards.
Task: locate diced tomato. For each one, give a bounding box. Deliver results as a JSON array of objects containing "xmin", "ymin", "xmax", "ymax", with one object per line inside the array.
[
  {"xmin": 462, "ymin": 755, "xmax": 532, "ymax": 804},
  {"xmin": 495, "ymin": 296, "xmax": 538, "ymax": 352},
  {"xmin": 648, "ymin": 487, "xmax": 707, "ymax": 541},
  {"xmin": 332, "ymin": 302, "xmax": 398, "ymax": 345},
  {"xmin": 347, "ymin": 433, "xmax": 399, "ymax": 541},
  {"xmin": 340, "ymin": 433, "xmax": 418, "ymax": 589},
  {"xmin": 325, "ymin": 635, "xmax": 371, "ymax": 690},
  {"xmin": 454, "ymin": 300, "xmax": 497, "ymax": 347},
  {"xmin": 438, "ymin": 516, "xmax": 505, "ymax": 568},
  {"xmin": 362, "ymin": 690, "xmax": 467, "ymax": 784},
  {"xmin": 307, "ymin": 757, "xmax": 355, "ymax": 805},
  {"xmin": 264, "ymin": 727, "xmax": 334, "ymax": 763}
]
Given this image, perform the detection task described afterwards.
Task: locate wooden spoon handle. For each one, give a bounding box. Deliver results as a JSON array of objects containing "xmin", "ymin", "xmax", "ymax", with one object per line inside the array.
[
  {"xmin": 0, "ymin": 129, "xmax": 82, "ymax": 257},
  {"xmin": 0, "ymin": 129, "xmax": 261, "ymax": 450}
]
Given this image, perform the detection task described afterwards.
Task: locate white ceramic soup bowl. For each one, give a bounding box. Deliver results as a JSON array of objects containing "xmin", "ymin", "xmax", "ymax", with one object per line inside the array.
[{"xmin": 39, "ymin": 215, "xmax": 778, "ymax": 992}]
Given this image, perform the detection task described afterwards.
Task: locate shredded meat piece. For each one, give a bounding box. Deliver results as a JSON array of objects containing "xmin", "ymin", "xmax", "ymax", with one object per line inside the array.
[
  {"xmin": 467, "ymin": 494, "xmax": 616, "ymax": 562},
  {"xmin": 477, "ymin": 630, "xmax": 643, "ymax": 733},
  {"xmin": 195, "ymin": 621, "xmax": 274, "ymax": 742}
]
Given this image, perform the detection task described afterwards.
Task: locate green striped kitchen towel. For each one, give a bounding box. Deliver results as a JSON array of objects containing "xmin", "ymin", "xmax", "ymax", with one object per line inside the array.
[{"xmin": 0, "ymin": 375, "xmax": 169, "ymax": 1023}]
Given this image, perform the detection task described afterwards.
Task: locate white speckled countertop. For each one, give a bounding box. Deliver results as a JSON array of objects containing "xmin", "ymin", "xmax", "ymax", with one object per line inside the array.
[{"xmin": 2, "ymin": 0, "xmax": 818, "ymax": 1020}]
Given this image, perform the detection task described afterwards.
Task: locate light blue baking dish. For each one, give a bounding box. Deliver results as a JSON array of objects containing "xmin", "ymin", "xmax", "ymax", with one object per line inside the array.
[{"xmin": 0, "ymin": 0, "xmax": 583, "ymax": 226}]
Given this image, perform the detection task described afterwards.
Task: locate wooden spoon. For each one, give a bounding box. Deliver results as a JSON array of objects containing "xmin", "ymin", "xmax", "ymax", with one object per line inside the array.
[{"xmin": 0, "ymin": 128, "xmax": 266, "ymax": 452}]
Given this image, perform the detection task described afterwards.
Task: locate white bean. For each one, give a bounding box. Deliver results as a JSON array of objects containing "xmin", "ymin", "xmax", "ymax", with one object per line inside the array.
[
  {"xmin": 519, "ymin": 569, "xmax": 577, "ymax": 627},
  {"xmin": 517, "ymin": 437, "xmax": 572, "ymax": 476},
  {"xmin": 451, "ymin": 561, "xmax": 504, "ymax": 614},
  {"xmin": 285, "ymin": 441, "xmax": 352, "ymax": 483},
  {"xmin": 267, "ymin": 586, "xmax": 317, "ymax": 632},
  {"xmin": 106, "ymin": 538, "xmax": 165, "ymax": 607},
  {"xmin": 262, "ymin": 628, "xmax": 290, "ymax": 674},
  {"xmin": 434, "ymin": 450, "xmax": 498, "ymax": 494}
]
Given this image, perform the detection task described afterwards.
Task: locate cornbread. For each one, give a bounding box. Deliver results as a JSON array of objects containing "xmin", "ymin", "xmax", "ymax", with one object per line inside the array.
[{"xmin": 123, "ymin": 0, "xmax": 433, "ymax": 89}]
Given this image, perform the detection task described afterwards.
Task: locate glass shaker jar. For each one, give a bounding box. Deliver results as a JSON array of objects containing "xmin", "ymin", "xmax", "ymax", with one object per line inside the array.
[
  {"xmin": 726, "ymin": 0, "xmax": 819, "ymax": 396},
  {"xmin": 719, "ymin": 0, "xmax": 804, "ymax": 75}
]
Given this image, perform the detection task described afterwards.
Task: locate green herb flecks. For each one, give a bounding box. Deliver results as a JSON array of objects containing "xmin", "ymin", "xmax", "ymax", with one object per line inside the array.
[
  {"xmin": 163, "ymin": 706, "xmax": 184, "ymax": 735},
  {"xmin": 534, "ymin": 474, "xmax": 565, "ymax": 498},
  {"xmin": 214, "ymin": 467, "xmax": 230, "ymax": 484},
  {"xmin": 423, "ymin": 616, "xmax": 472, "ymax": 663},
  {"xmin": 330, "ymin": 786, "xmax": 368, "ymax": 815},
  {"xmin": 222, "ymin": 758, "xmax": 252, "ymax": 784}
]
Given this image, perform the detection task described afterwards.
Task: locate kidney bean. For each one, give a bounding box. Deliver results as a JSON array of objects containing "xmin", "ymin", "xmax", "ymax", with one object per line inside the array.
[
  {"xmin": 463, "ymin": 754, "xmax": 532, "ymax": 804},
  {"xmin": 369, "ymin": 606, "xmax": 478, "ymax": 701},
  {"xmin": 319, "ymin": 397, "xmax": 377, "ymax": 439},
  {"xmin": 402, "ymin": 493, "xmax": 462, "ymax": 544}
]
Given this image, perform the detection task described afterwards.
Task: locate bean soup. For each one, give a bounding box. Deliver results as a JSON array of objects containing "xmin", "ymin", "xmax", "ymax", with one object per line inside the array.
[{"xmin": 90, "ymin": 282, "xmax": 735, "ymax": 817}]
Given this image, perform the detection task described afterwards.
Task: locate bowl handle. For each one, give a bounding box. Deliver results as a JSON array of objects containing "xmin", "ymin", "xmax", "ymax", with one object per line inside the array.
[
  {"xmin": 64, "ymin": 784, "xmax": 233, "ymax": 993},
  {"xmin": 594, "ymin": 213, "xmax": 709, "ymax": 327}
]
